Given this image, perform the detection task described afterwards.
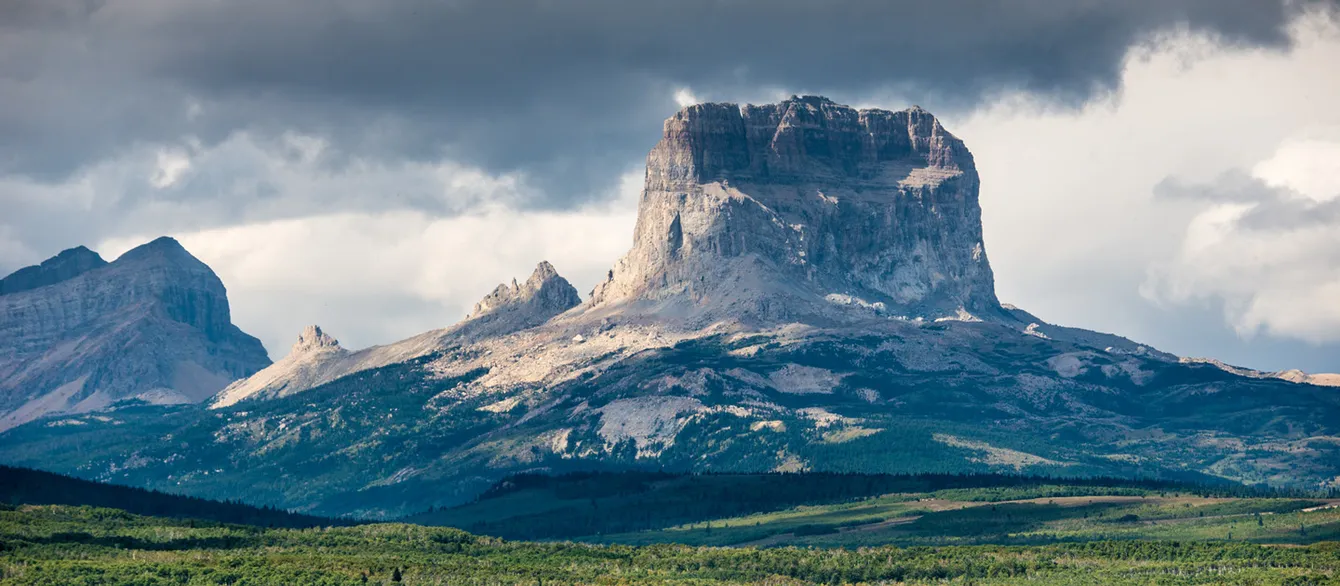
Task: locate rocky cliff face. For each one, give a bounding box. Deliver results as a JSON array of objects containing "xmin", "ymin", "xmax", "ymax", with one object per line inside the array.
[
  {"xmin": 0, "ymin": 237, "xmax": 271, "ymax": 431},
  {"xmin": 590, "ymin": 96, "xmax": 1000, "ymax": 323}
]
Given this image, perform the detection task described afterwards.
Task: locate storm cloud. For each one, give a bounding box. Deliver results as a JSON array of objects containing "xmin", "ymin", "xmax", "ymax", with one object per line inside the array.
[
  {"xmin": 0, "ymin": 0, "xmax": 1321, "ymax": 190},
  {"xmin": 4, "ymin": 1, "xmax": 1340, "ymax": 369}
]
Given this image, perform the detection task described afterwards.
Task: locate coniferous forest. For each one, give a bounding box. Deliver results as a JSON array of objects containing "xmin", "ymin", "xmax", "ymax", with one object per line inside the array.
[{"xmin": 3, "ymin": 467, "xmax": 1340, "ymax": 584}]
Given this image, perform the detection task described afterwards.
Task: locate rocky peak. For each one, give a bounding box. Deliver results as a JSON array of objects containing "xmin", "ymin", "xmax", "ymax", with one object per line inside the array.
[
  {"xmin": 468, "ymin": 261, "xmax": 581, "ymax": 321},
  {"xmin": 293, "ymin": 325, "xmax": 342, "ymax": 353},
  {"xmin": 209, "ymin": 324, "xmax": 347, "ymax": 409},
  {"xmin": 106, "ymin": 236, "xmax": 239, "ymax": 341},
  {"xmin": 0, "ymin": 245, "xmax": 108, "ymax": 296},
  {"xmin": 115, "ymin": 236, "xmax": 206, "ymax": 269},
  {"xmin": 590, "ymin": 96, "xmax": 1000, "ymax": 322},
  {"xmin": 0, "ymin": 237, "xmax": 270, "ymax": 430}
]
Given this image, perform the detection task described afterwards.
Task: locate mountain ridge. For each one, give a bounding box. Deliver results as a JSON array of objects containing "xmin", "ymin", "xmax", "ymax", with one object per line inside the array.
[
  {"xmin": 0, "ymin": 245, "xmax": 108, "ymax": 296},
  {"xmin": 210, "ymin": 261, "xmax": 581, "ymax": 408},
  {"xmin": 3, "ymin": 97, "xmax": 1339, "ymax": 518}
]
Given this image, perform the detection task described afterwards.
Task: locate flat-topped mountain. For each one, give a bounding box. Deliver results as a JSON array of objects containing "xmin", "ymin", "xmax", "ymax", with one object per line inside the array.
[
  {"xmin": 0, "ymin": 237, "xmax": 271, "ymax": 431},
  {"xmin": 590, "ymin": 96, "xmax": 999, "ymax": 322}
]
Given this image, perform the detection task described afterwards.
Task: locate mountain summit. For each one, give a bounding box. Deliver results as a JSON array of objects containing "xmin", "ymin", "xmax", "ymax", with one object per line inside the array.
[
  {"xmin": 591, "ymin": 96, "xmax": 999, "ymax": 322},
  {"xmin": 0, "ymin": 237, "xmax": 270, "ymax": 431},
  {"xmin": 465, "ymin": 261, "xmax": 582, "ymax": 334}
]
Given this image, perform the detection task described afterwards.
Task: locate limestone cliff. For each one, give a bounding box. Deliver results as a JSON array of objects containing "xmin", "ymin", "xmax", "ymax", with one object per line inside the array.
[{"xmin": 590, "ymin": 95, "xmax": 1000, "ymax": 323}]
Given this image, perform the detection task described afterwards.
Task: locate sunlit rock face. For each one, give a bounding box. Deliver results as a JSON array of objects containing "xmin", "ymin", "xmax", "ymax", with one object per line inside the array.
[
  {"xmin": 209, "ymin": 261, "xmax": 583, "ymax": 408},
  {"xmin": 590, "ymin": 95, "xmax": 1000, "ymax": 323},
  {"xmin": 464, "ymin": 261, "xmax": 582, "ymax": 336}
]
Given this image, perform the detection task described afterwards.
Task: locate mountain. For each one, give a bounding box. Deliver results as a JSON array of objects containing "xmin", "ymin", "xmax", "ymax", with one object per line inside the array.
[
  {"xmin": 210, "ymin": 325, "xmax": 350, "ymax": 408},
  {"xmin": 2, "ymin": 97, "xmax": 1338, "ymax": 519},
  {"xmin": 0, "ymin": 237, "xmax": 271, "ymax": 431},
  {"xmin": 589, "ymin": 97, "xmax": 998, "ymax": 322}
]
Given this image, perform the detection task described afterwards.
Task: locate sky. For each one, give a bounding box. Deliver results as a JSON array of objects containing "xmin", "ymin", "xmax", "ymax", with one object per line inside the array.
[{"xmin": 2, "ymin": 0, "xmax": 1339, "ymax": 372}]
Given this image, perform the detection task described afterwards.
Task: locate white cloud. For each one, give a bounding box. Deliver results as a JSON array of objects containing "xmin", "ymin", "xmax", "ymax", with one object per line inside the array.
[
  {"xmin": 1140, "ymin": 141, "xmax": 1340, "ymax": 343},
  {"xmin": 150, "ymin": 149, "xmax": 193, "ymax": 189},
  {"xmin": 674, "ymin": 88, "xmax": 700, "ymax": 108},
  {"xmin": 1252, "ymin": 136, "xmax": 1340, "ymax": 202},
  {"xmin": 922, "ymin": 11, "xmax": 1340, "ymax": 360},
  {"xmin": 97, "ymin": 174, "xmax": 641, "ymax": 358}
]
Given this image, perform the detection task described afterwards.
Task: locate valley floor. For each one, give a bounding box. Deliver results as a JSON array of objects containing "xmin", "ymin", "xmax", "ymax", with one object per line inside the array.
[
  {"xmin": 4, "ymin": 501, "xmax": 1340, "ymax": 585},
  {"xmin": 590, "ymin": 493, "xmax": 1340, "ymax": 548}
]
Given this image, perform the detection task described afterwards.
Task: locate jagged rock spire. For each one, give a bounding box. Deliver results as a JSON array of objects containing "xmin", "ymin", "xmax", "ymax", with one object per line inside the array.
[
  {"xmin": 469, "ymin": 261, "xmax": 580, "ymax": 321},
  {"xmin": 293, "ymin": 325, "xmax": 342, "ymax": 353}
]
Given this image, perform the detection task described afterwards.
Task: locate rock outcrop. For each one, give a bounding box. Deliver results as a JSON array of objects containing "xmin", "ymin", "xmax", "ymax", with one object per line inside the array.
[
  {"xmin": 590, "ymin": 95, "xmax": 1000, "ymax": 323},
  {"xmin": 0, "ymin": 237, "xmax": 271, "ymax": 431},
  {"xmin": 210, "ymin": 262, "xmax": 582, "ymax": 407},
  {"xmin": 462, "ymin": 261, "xmax": 582, "ymax": 337},
  {"xmin": 211, "ymin": 325, "xmax": 349, "ymax": 408}
]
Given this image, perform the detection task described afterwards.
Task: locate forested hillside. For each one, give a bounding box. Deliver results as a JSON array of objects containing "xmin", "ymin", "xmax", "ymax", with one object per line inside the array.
[{"xmin": 0, "ymin": 465, "xmax": 344, "ymax": 529}]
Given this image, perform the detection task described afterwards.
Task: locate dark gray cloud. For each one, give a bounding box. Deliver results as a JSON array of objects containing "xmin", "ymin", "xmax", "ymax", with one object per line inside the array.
[
  {"xmin": 1156, "ymin": 170, "xmax": 1340, "ymax": 231},
  {"xmin": 0, "ymin": 0, "xmax": 1328, "ymax": 205}
]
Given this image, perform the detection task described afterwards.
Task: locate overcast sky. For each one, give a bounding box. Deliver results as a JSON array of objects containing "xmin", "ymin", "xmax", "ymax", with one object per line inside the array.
[{"xmin": 3, "ymin": 0, "xmax": 1340, "ymax": 372}]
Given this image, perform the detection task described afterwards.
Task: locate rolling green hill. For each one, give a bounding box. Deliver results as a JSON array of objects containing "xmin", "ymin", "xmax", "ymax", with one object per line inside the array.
[
  {"xmin": 410, "ymin": 472, "xmax": 1340, "ymax": 548},
  {"xmin": 3, "ymin": 472, "xmax": 1339, "ymax": 584},
  {"xmin": 409, "ymin": 471, "xmax": 1312, "ymax": 542}
]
